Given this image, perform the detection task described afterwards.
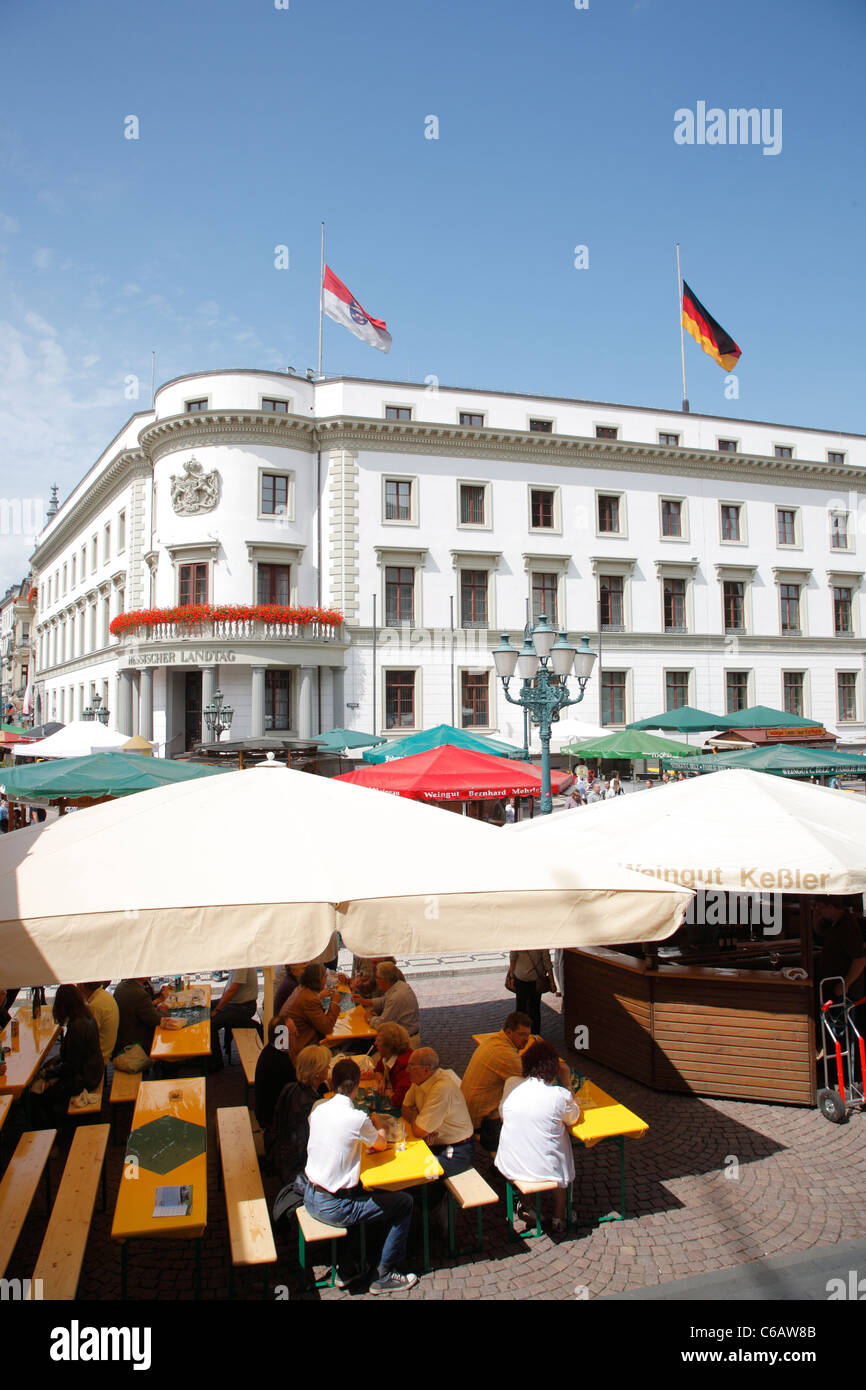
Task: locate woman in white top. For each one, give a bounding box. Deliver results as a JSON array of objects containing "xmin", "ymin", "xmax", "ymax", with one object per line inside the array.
[{"xmin": 495, "ymin": 1039, "xmax": 581, "ymax": 1233}]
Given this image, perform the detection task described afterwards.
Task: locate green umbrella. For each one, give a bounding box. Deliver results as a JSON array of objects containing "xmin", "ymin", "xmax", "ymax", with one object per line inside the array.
[
  {"xmin": 316, "ymin": 728, "xmax": 387, "ymax": 752},
  {"xmin": 661, "ymin": 743, "xmax": 866, "ymax": 778},
  {"xmin": 0, "ymin": 751, "xmax": 226, "ymax": 801},
  {"xmin": 362, "ymin": 723, "xmax": 524, "ymax": 764},
  {"xmin": 561, "ymin": 730, "xmax": 695, "ymax": 759},
  {"xmin": 717, "ymin": 705, "xmax": 820, "ymax": 730},
  {"xmin": 626, "ymin": 706, "xmax": 723, "ymax": 734}
]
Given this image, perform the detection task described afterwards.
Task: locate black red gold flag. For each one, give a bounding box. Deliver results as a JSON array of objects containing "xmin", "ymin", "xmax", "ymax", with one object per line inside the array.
[{"xmin": 682, "ymin": 281, "xmax": 742, "ymax": 371}]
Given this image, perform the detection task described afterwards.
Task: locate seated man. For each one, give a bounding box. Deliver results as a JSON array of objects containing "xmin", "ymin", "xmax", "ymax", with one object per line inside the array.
[
  {"xmin": 361, "ymin": 962, "xmax": 420, "ymax": 1048},
  {"xmin": 79, "ymin": 980, "xmax": 120, "ymax": 1065},
  {"xmin": 210, "ymin": 966, "xmax": 260, "ymax": 1073},
  {"xmin": 460, "ymin": 1010, "xmax": 532, "ymax": 1150},
  {"xmin": 401, "ymin": 1048, "xmax": 475, "ymax": 1181},
  {"xmin": 303, "ymin": 1058, "xmax": 418, "ymax": 1295},
  {"xmin": 113, "ymin": 977, "xmax": 173, "ymax": 1059},
  {"xmin": 254, "ymin": 1015, "xmax": 299, "ymax": 1138}
]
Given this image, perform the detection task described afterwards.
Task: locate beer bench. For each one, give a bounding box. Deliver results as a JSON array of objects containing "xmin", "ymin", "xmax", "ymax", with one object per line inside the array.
[
  {"xmin": 216, "ymin": 1106, "xmax": 277, "ymax": 1296},
  {"xmin": 30, "ymin": 1123, "xmax": 110, "ymax": 1299},
  {"xmin": 0, "ymin": 1129, "xmax": 56, "ymax": 1278}
]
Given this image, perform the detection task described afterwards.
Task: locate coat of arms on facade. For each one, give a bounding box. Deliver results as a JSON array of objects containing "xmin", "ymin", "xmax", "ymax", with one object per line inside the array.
[{"xmin": 170, "ymin": 457, "xmax": 220, "ymax": 515}]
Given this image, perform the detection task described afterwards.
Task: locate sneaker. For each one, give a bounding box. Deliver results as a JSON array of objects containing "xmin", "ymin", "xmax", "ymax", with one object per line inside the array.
[
  {"xmin": 369, "ymin": 1270, "xmax": 418, "ymax": 1295},
  {"xmin": 334, "ymin": 1264, "xmax": 363, "ymax": 1290}
]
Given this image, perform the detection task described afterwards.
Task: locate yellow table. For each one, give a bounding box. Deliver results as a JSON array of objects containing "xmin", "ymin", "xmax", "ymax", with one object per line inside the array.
[
  {"xmin": 360, "ymin": 1136, "xmax": 443, "ymax": 1272},
  {"xmin": 0, "ymin": 1007, "xmax": 61, "ymax": 1122},
  {"xmin": 150, "ymin": 985, "xmax": 212, "ymax": 1065},
  {"xmin": 111, "ymin": 1076, "xmax": 207, "ymax": 1297},
  {"xmin": 568, "ymin": 1078, "xmax": 648, "ymax": 1225},
  {"xmin": 323, "ymin": 1004, "xmax": 378, "ymax": 1049}
]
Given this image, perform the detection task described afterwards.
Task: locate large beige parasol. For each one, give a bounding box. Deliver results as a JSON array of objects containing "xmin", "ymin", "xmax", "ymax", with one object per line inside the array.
[
  {"xmin": 0, "ymin": 761, "xmax": 691, "ymax": 984},
  {"xmin": 511, "ymin": 769, "xmax": 866, "ymax": 895}
]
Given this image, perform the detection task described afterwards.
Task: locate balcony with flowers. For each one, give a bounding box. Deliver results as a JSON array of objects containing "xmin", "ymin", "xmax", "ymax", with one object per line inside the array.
[{"xmin": 110, "ymin": 604, "xmax": 347, "ymax": 651}]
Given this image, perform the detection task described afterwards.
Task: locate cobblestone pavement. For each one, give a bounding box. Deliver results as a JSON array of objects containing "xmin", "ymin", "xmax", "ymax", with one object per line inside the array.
[{"xmin": 4, "ymin": 968, "xmax": 865, "ymax": 1303}]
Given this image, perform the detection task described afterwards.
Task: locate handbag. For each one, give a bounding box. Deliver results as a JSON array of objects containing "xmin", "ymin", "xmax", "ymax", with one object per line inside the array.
[
  {"xmin": 504, "ymin": 970, "xmax": 516, "ymax": 994},
  {"xmin": 113, "ymin": 1042, "xmax": 150, "ymax": 1073}
]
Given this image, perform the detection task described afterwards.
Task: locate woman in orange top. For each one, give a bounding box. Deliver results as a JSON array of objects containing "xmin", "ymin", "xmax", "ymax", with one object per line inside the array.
[{"xmin": 279, "ymin": 962, "xmax": 347, "ymax": 1061}]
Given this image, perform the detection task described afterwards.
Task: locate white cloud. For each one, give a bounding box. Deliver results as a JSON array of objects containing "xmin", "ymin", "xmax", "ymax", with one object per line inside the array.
[
  {"xmin": 32, "ymin": 247, "xmax": 53, "ymax": 269},
  {"xmin": 0, "ymin": 214, "xmax": 19, "ymax": 234}
]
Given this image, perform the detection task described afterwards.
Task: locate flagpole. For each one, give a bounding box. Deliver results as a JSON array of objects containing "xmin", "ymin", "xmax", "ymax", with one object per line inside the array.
[
  {"xmin": 317, "ymin": 222, "xmax": 325, "ymax": 379},
  {"xmin": 676, "ymin": 242, "xmax": 689, "ymax": 413}
]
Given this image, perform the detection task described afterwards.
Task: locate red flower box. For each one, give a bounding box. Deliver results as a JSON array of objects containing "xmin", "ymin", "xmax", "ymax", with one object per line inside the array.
[{"xmin": 110, "ymin": 604, "xmax": 344, "ymax": 637}]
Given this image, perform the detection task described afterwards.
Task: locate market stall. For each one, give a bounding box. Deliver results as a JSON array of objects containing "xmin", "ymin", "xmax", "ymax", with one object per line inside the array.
[{"xmin": 511, "ymin": 771, "xmax": 866, "ymax": 1105}]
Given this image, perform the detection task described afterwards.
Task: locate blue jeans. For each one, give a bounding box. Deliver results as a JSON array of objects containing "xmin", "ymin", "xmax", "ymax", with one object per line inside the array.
[{"xmin": 304, "ymin": 1180, "xmax": 413, "ymax": 1272}]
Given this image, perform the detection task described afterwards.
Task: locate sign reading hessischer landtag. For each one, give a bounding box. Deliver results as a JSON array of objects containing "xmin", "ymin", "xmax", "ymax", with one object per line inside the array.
[{"xmin": 127, "ymin": 649, "xmax": 237, "ymax": 666}]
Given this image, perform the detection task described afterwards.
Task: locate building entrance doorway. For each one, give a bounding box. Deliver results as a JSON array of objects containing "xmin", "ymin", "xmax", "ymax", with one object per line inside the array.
[{"xmin": 184, "ymin": 671, "xmax": 202, "ymax": 750}]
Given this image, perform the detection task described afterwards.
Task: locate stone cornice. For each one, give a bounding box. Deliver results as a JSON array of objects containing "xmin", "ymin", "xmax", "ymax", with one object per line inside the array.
[
  {"xmin": 139, "ymin": 411, "xmax": 318, "ymax": 464},
  {"xmin": 33, "ymin": 451, "xmax": 151, "ymax": 569}
]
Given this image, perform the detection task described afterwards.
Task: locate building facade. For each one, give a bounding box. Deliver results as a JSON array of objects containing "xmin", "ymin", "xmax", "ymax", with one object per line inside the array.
[
  {"xmin": 1, "ymin": 576, "xmax": 35, "ymax": 719},
  {"xmin": 30, "ymin": 369, "xmax": 866, "ymax": 751}
]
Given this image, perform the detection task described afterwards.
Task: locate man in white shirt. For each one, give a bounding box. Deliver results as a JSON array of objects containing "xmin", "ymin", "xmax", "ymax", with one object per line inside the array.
[
  {"xmin": 402, "ymin": 1048, "xmax": 475, "ymax": 1180},
  {"xmin": 304, "ymin": 1058, "xmax": 418, "ymax": 1295},
  {"xmin": 210, "ymin": 966, "xmax": 260, "ymax": 1072}
]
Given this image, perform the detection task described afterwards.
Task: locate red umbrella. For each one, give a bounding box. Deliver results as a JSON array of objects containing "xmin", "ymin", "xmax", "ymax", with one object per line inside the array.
[{"xmin": 333, "ymin": 743, "xmax": 572, "ymax": 801}]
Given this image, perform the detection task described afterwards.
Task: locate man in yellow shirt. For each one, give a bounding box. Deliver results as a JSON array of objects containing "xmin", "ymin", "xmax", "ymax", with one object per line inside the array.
[
  {"xmin": 79, "ymin": 980, "xmax": 120, "ymax": 1065},
  {"xmin": 460, "ymin": 1011, "xmax": 532, "ymax": 1150}
]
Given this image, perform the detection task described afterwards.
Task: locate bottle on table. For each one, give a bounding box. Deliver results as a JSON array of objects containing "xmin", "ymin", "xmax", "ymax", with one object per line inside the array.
[{"xmin": 31, "ymin": 986, "xmax": 41, "ymax": 1021}]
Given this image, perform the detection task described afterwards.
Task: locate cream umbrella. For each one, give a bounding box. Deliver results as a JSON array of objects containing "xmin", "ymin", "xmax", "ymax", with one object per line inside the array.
[
  {"xmin": 499, "ymin": 716, "xmax": 611, "ymax": 756},
  {"xmin": 0, "ymin": 759, "xmax": 691, "ymax": 984},
  {"xmin": 510, "ymin": 768, "xmax": 866, "ymax": 895},
  {"xmin": 12, "ymin": 719, "xmax": 130, "ymax": 758}
]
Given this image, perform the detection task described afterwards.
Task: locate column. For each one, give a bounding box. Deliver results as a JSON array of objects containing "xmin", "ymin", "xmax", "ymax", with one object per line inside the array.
[
  {"xmin": 117, "ymin": 670, "xmax": 135, "ymax": 736},
  {"xmin": 250, "ymin": 666, "xmax": 266, "ymax": 739},
  {"xmin": 297, "ymin": 666, "xmax": 314, "ymax": 739},
  {"xmin": 139, "ymin": 667, "xmax": 153, "ymax": 741},
  {"xmin": 332, "ymin": 667, "xmax": 345, "ymax": 728},
  {"xmin": 319, "ymin": 667, "xmax": 334, "ymax": 733},
  {"xmin": 201, "ymin": 665, "xmax": 217, "ymax": 742},
  {"xmin": 131, "ymin": 672, "xmax": 140, "ymax": 736}
]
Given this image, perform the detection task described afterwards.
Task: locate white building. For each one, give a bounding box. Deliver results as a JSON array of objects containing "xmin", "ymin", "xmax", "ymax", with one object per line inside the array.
[{"xmin": 30, "ymin": 368, "xmax": 866, "ymax": 751}]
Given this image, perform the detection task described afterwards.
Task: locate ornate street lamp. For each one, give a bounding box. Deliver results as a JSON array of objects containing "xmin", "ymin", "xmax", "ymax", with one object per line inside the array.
[
  {"xmin": 82, "ymin": 692, "xmax": 110, "ymax": 725},
  {"xmin": 204, "ymin": 689, "xmax": 234, "ymax": 742},
  {"xmin": 493, "ymin": 614, "xmax": 597, "ymax": 815}
]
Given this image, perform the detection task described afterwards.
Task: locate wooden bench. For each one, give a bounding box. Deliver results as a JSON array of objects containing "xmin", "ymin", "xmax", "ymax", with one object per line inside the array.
[
  {"xmin": 109, "ymin": 1070, "xmax": 142, "ymax": 1143},
  {"xmin": 296, "ymin": 1205, "xmax": 354, "ymax": 1290},
  {"xmin": 504, "ymin": 1177, "xmax": 570, "ymax": 1239},
  {"xmin": 444, "ymin": 1167, "xmax": 499, "ymax": 1255},
  {"xmin": 216, "ymin": 1106, "xmax": 277, "ymax": 1296},
  {"xmin": 232, "ymin": 1028, "xmax": 262, "ymax": 1104},
  {"xmin": 66, "ymin": 1077, "xmax": 105, "ymax": 1117},
  {"xmin": 29, "ymin": 1123, "xmax": 110, "ymax": 1299},
  {"xmin": 0, "ymin": 1129, "xmax": 56, "ymax": 1278}
]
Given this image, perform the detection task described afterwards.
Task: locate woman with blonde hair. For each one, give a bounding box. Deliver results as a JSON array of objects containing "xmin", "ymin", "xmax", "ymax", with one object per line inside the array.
[
  {"xmin": 272, "ymin": 1044, "xmax": 332, "ymax": 1221},
  {"xmin": 373, "ymin": 1022, "xmax": 413, "ymax": 1110}
]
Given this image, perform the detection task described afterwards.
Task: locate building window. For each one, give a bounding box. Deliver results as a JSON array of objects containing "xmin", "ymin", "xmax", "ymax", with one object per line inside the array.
[
  {"xmin": 385, "ymin": 567, "xmax": 414, "ymax": 626},
  {"xmin": 659, "ymin": 432, "xmax": 679, "ymax": 447},
  {"xmin": 257, "ymin": 564, "xmax": 290, "ymax": 605},
  {"xmin": 720, "ymin": 504, "xmax": 742, "ymax": 542},
  {"xmin": 774, "ymin": 445, "xmax": 793, "ymax": 459},
  {"xmin": 385, "ymin": 670, "xmax": 415, "ymax": 729},
  {"xmin": 460, "ymin": 570, "xmax": 488, "ymax": 628},
  {"xmin": 385, "ymin": 406, "xmax": 412, "ymax": 421},
  {"xmin": 783, "ymin": 672, "xmax": 804, "ymax": 717},
  {"xmin": 597, "ymin": 494, "xmax": 620, "ymax": 534},
  {"xmin": 261, "ymin": 473, "xmax": 290, "ymax": 516},
  {"xmin": 780, "ymin": 583, "xmax": 801, "ymax": 633},
  {"xmin": 459, "ymin": 484, "xmax": 486, "ymax": 526},
  {"xmin": 81, "ymin": 546, "xmax": 87, "ymax": 578},
  {"xmin": 828, "ymin": 450, "xmax": 846, "ymax": 465},
  {"xmin": 601, "ymin": 671, "xmax": 626, "ymax": 725},
  {"xmin": 265, "ymin": 671, "xmax": 291, "ymax": 730},
  {"xmin": 776, "ymin": 508, "xmax": 798, "ymax": 546},
  {"xmin": 531, "ymin": 572, "xmax": 558, "ymax": 624},
  {"xmin": 461, "ymin": 672, "xmax": 489, "ymax": 728},
  {"xmin": 103, "ymin": 524, "xmax": 111, "ymax": 562},
  {"xmin": 718, "ymin": 439, "xmax": 737, "ymax": 452},
  {"xmin": 529, "ymin": 418, "xmax": 553, "ymax": 433},
  {"xmin": 837, "ymin": 672, "xmax": 858, "ymax": 722},
  {"xmin": 726, "ymin": 671, "xmax": 750, "ymax": 713},
  {"xmin": 833, "ymin": 586, "xmax": 853, "ymax": 635},
  {"xmin": 185, "ymin": 399, "xmax": 208, "ymax": 413},
  {"xmin": 665, "ymin": 672, "xmax": 689, "ymax": 711},
  {"xmin": 663, "ymin": 577, "xmax": 687, "ymax": 631},
  {"xmin": 62, "ymin": 564, "xmax": 67, "ymax": 594},
  {"xmin": 179, "ymin": 563, "xmax": 208, "ymax": 606},
  {"xmin": 723, "ymin": 580, "xmax": 745, "ymax": 632},
  {"xmin": 596, "ymin": 425, "xmax": 618, "ymax": 440},
  {"xmin": 530, "ymin": 489, "xmax": 555, "ymax": 529},
  {"xmin": 830, "ymin": 513, "xmax": 850, "ymax": 550},
  {"xmin": 117, "ymin": 511, "xmax": 126, "ymax": 551},
  {"xmin": 384, "ymin": 478, "xmax": 413, "ymax": 522},
  {"xmin": 262, "ymin": 398, "xmax": 289, "ymax": 413},
  {"xmin": 459, "ymin": 412, "xmax": 484, "ymax": 427},
  {"xmin": 661, "ymin": 499, "xmax": 683, "ymax": 538},
  {"xmin": 599, "ymin": 575, "xmax": 624, "ymax": 630}
]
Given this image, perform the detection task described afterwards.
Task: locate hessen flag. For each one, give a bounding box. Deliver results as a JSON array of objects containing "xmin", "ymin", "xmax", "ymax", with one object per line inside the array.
[
  {"xmin": 322, "ymin": 266, "xmax": 392, "ymax": 353},
  {"xmin": 682, "ymin": 281, "xmax": 741, "ymax": 371}
]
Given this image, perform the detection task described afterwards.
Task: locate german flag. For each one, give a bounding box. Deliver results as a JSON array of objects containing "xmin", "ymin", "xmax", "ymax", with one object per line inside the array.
[{"xmin": 682, "ymin": 281, "xmax": 741, "ymax": 371}]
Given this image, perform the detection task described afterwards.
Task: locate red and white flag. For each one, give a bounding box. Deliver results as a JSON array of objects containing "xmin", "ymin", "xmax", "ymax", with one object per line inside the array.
[{"xmin": 322, "ymin": 266, "xmax": 391, "ymax": 353}]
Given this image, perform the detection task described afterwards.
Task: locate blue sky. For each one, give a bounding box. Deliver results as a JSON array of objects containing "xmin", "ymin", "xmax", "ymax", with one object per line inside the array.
[{"xmin": 1, "ymin": 0, "xmax": 864, "ymax": 587}]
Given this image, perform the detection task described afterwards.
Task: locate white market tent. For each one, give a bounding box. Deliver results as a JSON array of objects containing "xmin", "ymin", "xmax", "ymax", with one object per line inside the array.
[
  {"xmin": 499, "ymin": 716, "xmax": 611, "ymax": 757},
  {"xmin": 0, "ymin": 760, "xmax": 691, "ymax": 985},
  {"xmin": 13, "ymin": 720, "xmax": 131, "ymax": 759}
]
